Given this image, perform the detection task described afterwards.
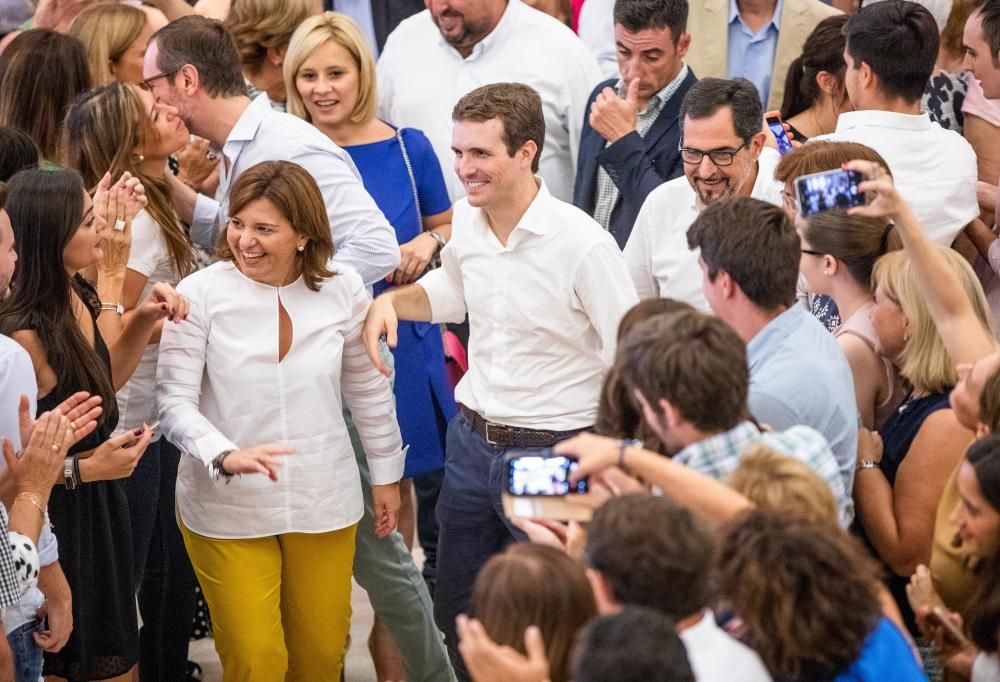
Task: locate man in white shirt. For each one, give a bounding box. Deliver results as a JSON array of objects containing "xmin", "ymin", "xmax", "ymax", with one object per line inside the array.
[
  {"xmin": 585, "ymin": 495, "xmax": 771, "ymax": 682},
  {"xmin": 376, "ymin": 0, "xmax": 603, "ymax": 203},
  {"xmin": 142, "ymin": 18, "xmax": 458, "ymax": 682},
  {"xmin": 143, "ymin": 15, "xmax": 400, "ymax": 287},
  {"xmin": 623, "ymin": 77, "xmax": 783, "ymax": 309},
  {"xmin": 813, "ymin": 1, "xmax": 978, "ymax": 246},
  {"xmin": 363, "ymin": 83, "xmax": 638, "ymax": 677}
]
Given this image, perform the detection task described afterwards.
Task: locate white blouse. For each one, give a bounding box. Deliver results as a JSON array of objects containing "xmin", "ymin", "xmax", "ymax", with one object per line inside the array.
[{"xmin": 156, "ymin": 261, "xmax": 405, "ymax": 539}]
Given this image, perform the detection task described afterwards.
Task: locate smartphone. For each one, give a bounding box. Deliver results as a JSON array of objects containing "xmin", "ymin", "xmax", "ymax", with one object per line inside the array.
[
  {"xmin": 503, "ymin": 451, "xmax": 588, "ymax": 496},
  {"xmin": 931, "ymin": 606, "xmax": 970, "ymax": 646},
  {"xmin": 765, "ymin": 114, "xmax": 794, "ymax": 155},
  {"xmin": 795, "ymin": 168, "xmax": 868, "ymax": 217}
]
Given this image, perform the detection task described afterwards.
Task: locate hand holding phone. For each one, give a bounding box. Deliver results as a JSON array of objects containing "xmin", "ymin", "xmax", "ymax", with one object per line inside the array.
[
  {"xmin": 795, "ymin": 168, "xmax": 868, "ymax": 217},
  {"xmin": 501, "ymin": 451, "xmax": 592, "ymax": 522},
  {"xmin": 929, "ymin": 606, "xmax": 970, "ymax": 648},
  {"xmin": 765, "ymin": 114, "xmax": 794, "ymax": 155}
]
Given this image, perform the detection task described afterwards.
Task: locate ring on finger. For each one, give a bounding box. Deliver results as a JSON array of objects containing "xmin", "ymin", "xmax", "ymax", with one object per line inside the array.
[
  {"xmin": 206, "ymin": 150, "xmax": 219, "ymax": 161},
  {"xmin": 50, "ymin": 443, "xmax": 60, "ymax": 452},
  {"xmin": 113, "ymin": 219, "xmax": 126, "ymax": 232},
  {"xmin": 70, "ymin": 420, "xmax": 77, "ymax": 430}
]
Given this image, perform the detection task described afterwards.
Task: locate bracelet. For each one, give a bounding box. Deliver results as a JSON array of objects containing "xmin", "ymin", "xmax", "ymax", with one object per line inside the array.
[
  {"xmin": 211, "ymin": 450, "xmax": 235, "ymax": 481},
  {"xmin": 74, "ymin": 455, "xmax": 82, "ymax": 485},
  {"xmin": 856, "ymin": 459, "xmax": 880, "ymax": 472},
  {"xmin": 618, "ymin": 439, "xmax": 641, "ymax": 472},
  {"xmin": 14, "ymin": 492, "xmax": 45, "ymax": 523},
  {"xmin": 99, "ymin": 302, "xmax": 124, "ymax": 315},
  {"xmin": 425, "ymin": 231, "xmax": 447, "ymax": 253}
]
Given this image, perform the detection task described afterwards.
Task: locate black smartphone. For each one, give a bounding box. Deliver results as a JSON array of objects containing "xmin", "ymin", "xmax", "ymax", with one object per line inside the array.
[
  {"xmin": 503, "ymin": 451, "xmax": 588, "ymax": 496},
  {"xmin": 795, "ymin": 168, "xmax": 868, "ymax": 217},
  {"xmin": 766, "ymin": 114, "xmax": 794, "ymax": 155}
]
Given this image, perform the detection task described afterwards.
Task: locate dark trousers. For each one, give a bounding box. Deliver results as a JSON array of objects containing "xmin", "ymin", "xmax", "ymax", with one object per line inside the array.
[
  {"xmin": 433, "ymin": 413, "xmax": 541, "ymax": 681},
  {"xmin": 413, "ymin": 468, "xmax": 444, "ymax": 596},
  {"xmin": 124, "ymin": 439, "xmax": 198, "ymax": 682}
]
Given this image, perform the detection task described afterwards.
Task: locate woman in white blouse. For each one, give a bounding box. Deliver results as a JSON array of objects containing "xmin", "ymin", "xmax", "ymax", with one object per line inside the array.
[{"xmin": 157, "ymin": 160, "xmax": 404, "ymax": 679}]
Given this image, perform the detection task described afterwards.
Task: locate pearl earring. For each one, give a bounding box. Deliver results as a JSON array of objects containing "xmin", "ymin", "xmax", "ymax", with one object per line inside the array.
[
  {"xmin": 135, "ymin": 154, "xmax": 144, "ymax": 162},
  {"xmin": 297, "ymin": 244, "xmax": 305, "ymax": 252}
]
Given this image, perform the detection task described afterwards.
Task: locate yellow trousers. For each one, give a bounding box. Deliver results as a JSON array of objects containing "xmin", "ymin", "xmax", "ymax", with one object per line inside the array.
[{"xmin": 180, "ymin": 522, "xmax": 358, "ymax": 682}]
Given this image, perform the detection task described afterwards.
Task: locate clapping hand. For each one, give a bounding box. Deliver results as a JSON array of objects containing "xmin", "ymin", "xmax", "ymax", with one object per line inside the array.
[
  {"xmin": 95, "ymin": 172, "xmax": 148, "ymax": 276},
  {"xmin": 18, "ymin": 392, "xmax": 102, "ymax": 453},
  {"xmin": 2, "ymin": 410, "xmax": 73, "ymax": 502}
]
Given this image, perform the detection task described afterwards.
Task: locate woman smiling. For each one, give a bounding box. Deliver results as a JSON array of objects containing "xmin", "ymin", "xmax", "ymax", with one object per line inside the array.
[{"xmin": 156, "ymin": 160, "xmax": 404, "ymax": 679}]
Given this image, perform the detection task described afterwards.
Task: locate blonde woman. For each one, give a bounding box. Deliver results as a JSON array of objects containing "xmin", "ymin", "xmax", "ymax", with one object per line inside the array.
[
  {"xmin": 65, "ymin": 81, "xmax": 199, "ymax": 681},
  {"xmin": 224, "ymin": 0, "xmax": 320, "ymax": 108},
  {"xmin": 284, "ymin": 13, "xmax": 457, "ymax": 680},
  {"xmin": 69, "ymin": 3, "xmax": 151, "ymax": 86},
  {"xmin": 854, "ymin": 245, "xmax": 991, "ymax": 637}
]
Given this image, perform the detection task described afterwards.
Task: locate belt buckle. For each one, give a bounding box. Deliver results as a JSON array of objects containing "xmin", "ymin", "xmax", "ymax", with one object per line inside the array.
[{"xmin": 485, "ymin": 421, "xmax": 509, "ymax": 445}]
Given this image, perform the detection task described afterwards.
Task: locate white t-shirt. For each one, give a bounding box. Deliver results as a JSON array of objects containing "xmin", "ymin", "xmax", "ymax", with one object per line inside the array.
[
  {"xmin": 679, "ymin": 610, "xmax": 771, "ymax": 682},
  {"xmin": 112, "ymin": 210, "xmax": 184, "ymax": 441},
  {"xmin": 813, "ymin": 110, "xmax": 978, "ymax": 246}
]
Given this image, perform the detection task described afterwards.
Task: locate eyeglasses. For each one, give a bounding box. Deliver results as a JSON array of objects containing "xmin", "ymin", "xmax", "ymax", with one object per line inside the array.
[
  {"xmin": 140, "ymin": 68, "xmax": 179, "ymax": 92},
  {"xmin": 678, "ymin": 140, "xmax": 750, "ymax": 167},
  {"xmin": 800, "ymin": 248, "xmax": 825, "ymax": 257}
]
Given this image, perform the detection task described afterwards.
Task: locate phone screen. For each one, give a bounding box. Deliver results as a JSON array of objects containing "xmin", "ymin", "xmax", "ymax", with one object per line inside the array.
[
  {"xmin": 766, "ymin": 116, "xmax": 794, "ymax": 155},
  {"xmin": 504, "ymin": 455, "xmax": 588, "ymax": 496},
  {"xmin": 795, "ymin": 169, "xmax": 867, "ymax": 217}
]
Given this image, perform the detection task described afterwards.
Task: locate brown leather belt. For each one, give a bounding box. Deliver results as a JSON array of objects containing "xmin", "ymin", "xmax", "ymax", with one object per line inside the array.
[{"xmin": 460, "ymin": 405, "xmax": 589, "ymax": 448}]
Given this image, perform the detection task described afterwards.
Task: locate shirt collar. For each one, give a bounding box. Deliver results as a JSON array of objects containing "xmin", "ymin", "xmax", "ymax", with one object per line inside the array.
[
  {"xmin": 227, "ymin": 93, "xmax": 271, "ymax": 144},
  {"xmin": 746, "ymin": 304, "xmax": 803, "ymax": 369},
  {"xmin": 439, "ymin": 0, "xmax": 518, "ymax": 59},
  {"xmin": 834, "ymin": 109, "xmax": 933, "ymax": 133},
  {"xmin": 472, "ymin": 178, "xmax": 554, "ymax": 244},
  {"xmin": 676, "ymin": 420, "xmax": 762, "ymax": 462},
  {"xmin": 729, "ymin": 0, "xmax": 784, "ymax": 31}
]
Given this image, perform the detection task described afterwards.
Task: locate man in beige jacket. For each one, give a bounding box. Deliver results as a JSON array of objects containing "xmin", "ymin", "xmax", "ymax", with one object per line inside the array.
[{"xmin": 685, "ymin": 0, "xmax": 841, "ymax": 110}]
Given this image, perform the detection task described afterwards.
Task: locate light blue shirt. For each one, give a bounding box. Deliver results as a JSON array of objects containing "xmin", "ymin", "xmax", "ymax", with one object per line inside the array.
[
  {"xmin": 191, "ymin": 94, "xmax": 400, "ymax": 287},
  {"xmin": 727, "ymin": 0, "xmax": 783, "ymax": 107},
  {"xmin": 746, "ymin": 305, "xmax": 859, "ymax": 495},
  {"xmin": 333, "ymin": 0, "xmax": 380, "ymax": 58}
]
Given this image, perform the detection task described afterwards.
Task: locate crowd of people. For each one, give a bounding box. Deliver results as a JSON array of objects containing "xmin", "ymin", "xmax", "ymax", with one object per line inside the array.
[{"xmin": 1, "ymin": 0, "xmax": 1000, "ymax": 681}]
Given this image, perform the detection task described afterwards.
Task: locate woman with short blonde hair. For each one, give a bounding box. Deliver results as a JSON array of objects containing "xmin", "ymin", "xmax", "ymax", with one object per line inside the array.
[
  {"xmin": 224, "ymin": 0, "xmax": 319, "ymax": 106},
  {"xmin": 69, "ymin": 3, "xmax": 150, "ymax": 87}
]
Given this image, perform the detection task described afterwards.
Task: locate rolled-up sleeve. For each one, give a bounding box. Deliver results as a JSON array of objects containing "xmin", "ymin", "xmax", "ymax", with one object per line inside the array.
[
  {"xmin": 340, "ymin": 275, "xmax": 405, "ymax": 486},
  {"xmin": 417, "ymin": 241, "xmax": 467, "ymax": 324},
  {"xmin": 157, "ymin": 275, "xmax": 238, "ymax": 468}
]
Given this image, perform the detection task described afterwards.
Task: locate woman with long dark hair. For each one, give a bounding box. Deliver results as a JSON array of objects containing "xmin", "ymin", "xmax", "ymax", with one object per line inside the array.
[
  {"xmin": 65, "ymin": 80, "xmax": 200, "ymax": 681},
  {"xmin": 779, "ymin": 15, "xmax": 850, "ymax": 141},
  {"xmin": 0, "ymin": 168, "xmax": 184, "ymax": 681}
]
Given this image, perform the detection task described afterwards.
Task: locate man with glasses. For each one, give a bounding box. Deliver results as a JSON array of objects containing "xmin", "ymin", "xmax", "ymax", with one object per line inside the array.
[{"xmin": 623, "ymin": 77, "xmax": 783, "ymax": 309}]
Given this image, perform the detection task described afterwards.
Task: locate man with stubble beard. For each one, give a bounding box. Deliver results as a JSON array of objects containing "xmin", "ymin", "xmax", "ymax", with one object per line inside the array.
[{"xmin": 623, "ymin": 77, "xmax": 784, "ymax": 310}]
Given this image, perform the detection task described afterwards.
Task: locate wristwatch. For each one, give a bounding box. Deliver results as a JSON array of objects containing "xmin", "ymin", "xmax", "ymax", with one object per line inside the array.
[
  {"xmin": 64, "ymin": 456, "xmax": 78, "ymax": 490},
  {"xmin": 425, "ymin": 231, "xmax": 447, "ymax": 254},
  {"xmin": 99, "ymin": 302, "xmax": 124, "ymax": 315}
]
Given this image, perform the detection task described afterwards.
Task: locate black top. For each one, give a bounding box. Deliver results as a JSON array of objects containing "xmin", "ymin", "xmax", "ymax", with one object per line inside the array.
[{"xmin": 38, "ymin": 276, "xmax": 137, "ymax": 681}]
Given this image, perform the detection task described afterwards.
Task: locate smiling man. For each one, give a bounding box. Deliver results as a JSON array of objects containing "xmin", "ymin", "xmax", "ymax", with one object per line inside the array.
[
  {"xmin": 622, "ymin": 77, "xmax": 782, "ymax": 308},
  {"xmin": 362, "ymin": 83, "xmax": 637, "ymax": 679},
  {"xmin": 573, "ymin": 0, "xmax": 697, "ymax": 248}
]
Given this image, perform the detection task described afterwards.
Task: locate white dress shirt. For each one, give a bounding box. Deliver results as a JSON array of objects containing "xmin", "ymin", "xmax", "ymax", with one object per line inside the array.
[
  {"xmin": 190, "ymin": 93, "xmax": 400, "ymax": 287},
  {"xmin": 111, "ymin": 210, "xmax": 182, "ymax": 442},
  {"xmin": 157, "ymin": 262, "xmax": 405, "ymax": 539},
  {"xmin": 624, "ymin": 148, "xmax": 784, "ymax": 309},
  {"xmin": 376, "ymin": 0, "xmax": 603, "ymax": 203},
  {"xmin": 577, "ymin": 0, "xmax": 619, "ymax": 79},
  {"xmin": 679, "ymin": 610, "xmax": 772, "ymax": 682},
  {"xmin": 417, "ymin": 180, "xmax": 638, "ymax": 430},
  {"xmin": 813, "ymin": 110, "xmax": 978, "ymax": 246}
]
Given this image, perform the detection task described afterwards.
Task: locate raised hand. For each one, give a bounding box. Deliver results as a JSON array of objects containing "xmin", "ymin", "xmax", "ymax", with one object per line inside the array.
[
  {"xmin": 589, "ymin": 78, "xmax": 640, "ymax": 144},
  {"xmin": 136, "ymin": 282, "xmax": 189, "ymax": 324}
]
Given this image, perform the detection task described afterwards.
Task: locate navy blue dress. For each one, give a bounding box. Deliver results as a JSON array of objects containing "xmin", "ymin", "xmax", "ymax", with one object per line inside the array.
[
  {"xmin": 344, "ymin": 127, "xmax": 457, "ymax": 478},
  {"xmin": 877, "ymin": 390, "xmax": 952, "ymax": 636}
]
